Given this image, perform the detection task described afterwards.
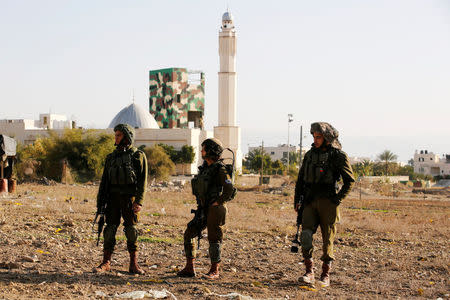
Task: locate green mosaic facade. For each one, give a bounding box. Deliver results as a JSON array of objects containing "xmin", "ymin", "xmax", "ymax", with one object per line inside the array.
[{"xmin": 149, "ymin": 68, "xmax": 205, "ymax": 129}]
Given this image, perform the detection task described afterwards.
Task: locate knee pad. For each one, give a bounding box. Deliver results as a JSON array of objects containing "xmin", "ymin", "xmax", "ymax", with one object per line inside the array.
[
  {"xmin": 124, "ymin": 226, "xmax": 138, "ymax": 241},
  {"xmin": 184, "ymin": 240, "xmax": 196, "ymax": 258},
  {"xmin": 104, "ymin": 224, "xmax": 118, "ymax": 237},
  {"xmin": 300, "ymin": 229, "xmax": 313, "ymax": 249},
  {"xmin": 209, "ymin": 242, "xmax": 222, "ymax": 263},
  {"xmin": 103, "ymin": 224, "xmax": 118, "ymax": 251}
]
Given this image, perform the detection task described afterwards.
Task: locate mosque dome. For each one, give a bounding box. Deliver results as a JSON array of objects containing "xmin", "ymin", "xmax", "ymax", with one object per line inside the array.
[
  {"xmin": 222, "ymin": 11, "xmax": 233, "ymax": 22},
  {"xmin": 109, "ymin": 103, "xmax": 160, "ymax": 129}
]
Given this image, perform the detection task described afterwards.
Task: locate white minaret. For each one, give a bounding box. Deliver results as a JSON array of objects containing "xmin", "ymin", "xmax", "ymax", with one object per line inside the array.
[{"xmin": 214, "ymin": 10, "xmax": 242, "ymax": 172}]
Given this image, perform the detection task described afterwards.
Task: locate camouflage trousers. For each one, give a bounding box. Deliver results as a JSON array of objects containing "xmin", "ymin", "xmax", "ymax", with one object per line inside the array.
[
  {"xmin": 300, "ymin": 197, "xmax": 340, "ymax": 262},
  {"xmin": 103, "ymin": 193, "xmax": 139, "ymax": 253},
  {"xmin": 183, "ymin": 204, "xmax": 227, "ymax": 263}
]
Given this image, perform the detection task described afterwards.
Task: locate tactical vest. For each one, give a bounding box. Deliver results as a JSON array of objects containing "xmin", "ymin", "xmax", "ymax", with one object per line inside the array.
[
  {"xmin": 302, "ymin": 148, "xmax": 339, "ymax": 185},
  {"xmin": 191, "ymin": 162, "xmax": 223, "ymax": 206},
  {"xmin": 108, "ymin": 148, "xmax": 140, "ymax": 185}
]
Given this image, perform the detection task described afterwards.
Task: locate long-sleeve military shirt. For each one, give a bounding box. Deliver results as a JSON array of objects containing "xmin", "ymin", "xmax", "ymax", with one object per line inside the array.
[
  {"xmin": 97, "ymin": 146, "xmax": 148, "ymax": 209},
  {"xmin": 294, "ymin": 145, "xmax": 355, "ymax": 207}
]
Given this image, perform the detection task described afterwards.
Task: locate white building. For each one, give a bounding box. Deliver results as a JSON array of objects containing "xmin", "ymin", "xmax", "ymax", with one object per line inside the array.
[
  {"xmin": 414, "ymin": 150, "xmax": 450, "ymax": 177},
  {"xmin": 0, "ymin": 113, "xmax": 75, "ymax": 144},
  {"xmin": 248, "ymin": 144, "xmax": 305, "ymax": 162},
  {"xmin": 214, "ymin": 10, "xmax": 242, "ymax": 172}
]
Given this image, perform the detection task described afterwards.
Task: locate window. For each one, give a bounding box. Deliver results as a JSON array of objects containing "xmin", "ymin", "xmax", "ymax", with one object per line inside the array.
[
  {"xmin": 43, "ymin": 117, "xmax": 48, "ymax": 125},
  {"xmin": 176, "ymin": 94, "xmax": 181, "ymax": 103},
  {"xmin": 430, "ymin": 158, "xmax": 433, "ymax": 160},
  {"xmin": 177, "ymin": 119, "xmax": 181, "ymax": 128},
  {"xmin": 270, "ymin": 152, "xmax": 275, "ymax": 155},
  {"xmin": 283, "ymin": 152, "xmax": 288, "ymax": 158}
]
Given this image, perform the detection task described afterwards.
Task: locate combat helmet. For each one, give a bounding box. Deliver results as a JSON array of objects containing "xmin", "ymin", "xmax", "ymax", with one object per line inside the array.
[
  {"xmin": 114, "ymin": 123, "xmax": 135, "ymax": 145},
  {"xmin": 201, "ymin": 138, "xmax": 223, "ymax": 159},
  {"xmin": 310, "ymin": 122, "xmax": 342, "ymax": 150}
]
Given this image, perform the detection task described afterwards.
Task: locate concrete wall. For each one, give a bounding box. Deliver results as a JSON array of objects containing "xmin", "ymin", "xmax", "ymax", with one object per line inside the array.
[{"xmin": 361, "ymin": 176, "xmax": 410, "ymax": 183}]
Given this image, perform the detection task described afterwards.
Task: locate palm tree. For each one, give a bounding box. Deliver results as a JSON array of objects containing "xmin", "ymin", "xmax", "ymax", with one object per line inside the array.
[
  {"xmin": 361, "ymin": 159, "xmax": 373, "ymax": 176},
  {"xmin": 377, "ymin": 150, "xmax": 398, "ymax": 176}
]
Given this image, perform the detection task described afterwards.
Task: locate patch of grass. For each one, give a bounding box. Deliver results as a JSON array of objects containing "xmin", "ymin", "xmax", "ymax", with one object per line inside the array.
[
  {"xmin": 348, "ymin": 207, "xmax": 398, "ymax": 213},
  {"xmin": 115, "ymin": 235, "xmax": 182, "ymax": 244},
  {"xmin": 146, "ymin": 212, "xmax": 163, "ymax": 217},
  {"xmin": 151, "ymin": 198, "xmax": 166, "ymax": 203},
  {"xmin": 139, "ymin": 236, "xmax": 182, "ymax": 244}
]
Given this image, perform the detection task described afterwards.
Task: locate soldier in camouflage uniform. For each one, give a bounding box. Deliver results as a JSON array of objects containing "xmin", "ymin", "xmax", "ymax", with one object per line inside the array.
[
  {"xmin": 177, "ymin": 138, "xmax": 235, "ymax": 280},
  {"xmin": 294, "ymin": 122, "xmax": 355, "ymax": 287},
  {"xmin": 94, "ymin": 124, "xmax": 148, "ymax": 275}
]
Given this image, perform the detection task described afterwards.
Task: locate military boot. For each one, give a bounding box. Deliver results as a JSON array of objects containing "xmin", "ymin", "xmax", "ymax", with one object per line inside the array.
[
  {"xmin": 128, "ymin": 251, "xmax": 145, "ymax": 275},
  {"xmin": 204, "ymin": 262, "xmax": 220, "ymax": 280},
  {"xmin": 318, "ymin": 261, "xmax": 331, "ymax": 287},
  {"xmin": 177, "ymin": 258, "xmax": 196, "ymax": 277},
  {"xmin": 300, "ymin": 258, "xmax": 314, "ymax": 283},
  {"xmin": 93, "ymin": 250, "xmax": 112, "ymax": 273}
]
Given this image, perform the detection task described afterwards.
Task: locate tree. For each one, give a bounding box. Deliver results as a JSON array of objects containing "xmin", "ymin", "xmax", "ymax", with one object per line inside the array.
[
  {"xmin": 377, "ymin": 150, "xmax": 398, "ymax": 176},
  {"xmin": 244, "ymin": 148, "xmax": 272, "ymax": 174},
  {"xmin": 179, "ymin": 145, "xmax": 195, "ymax": 164},
  {"xmin": 178, "ymin": 145, "xmax": 195, "ymax": 175},
  {"xmin": 352, "ymin": 159, "xmax": 374, "ymax": 178},
  {"xmin": 361, "ymin": 159, "xmax": 373, "ymax": 176},
  {"xmin": 271, "ymin": 160, "xmax": 285, "ymax": 175},
  {"xmin": 158, "ymin": 144, "xmax": 178, "ymax": 162}
]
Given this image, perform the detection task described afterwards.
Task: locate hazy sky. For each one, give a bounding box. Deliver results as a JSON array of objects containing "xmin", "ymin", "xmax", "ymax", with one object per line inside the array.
[{"xmin": 1, "ymin": 0, "xmax": 449, "ymax": 162}]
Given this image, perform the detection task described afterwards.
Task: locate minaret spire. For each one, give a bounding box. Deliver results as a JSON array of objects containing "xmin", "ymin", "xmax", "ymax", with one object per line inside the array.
[{"xmin": 214, "ymin": 10, "xmax": 242, "ymax": 172}]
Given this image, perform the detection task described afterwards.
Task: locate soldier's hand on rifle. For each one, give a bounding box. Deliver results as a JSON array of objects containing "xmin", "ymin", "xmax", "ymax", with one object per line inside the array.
[
  {"xmin": 132, "ymin": 202, "xmax": 142, "ymax": 213},
  {"xmin": 294, "ymin": 202, "xmax": 301, "ymax": 212}
]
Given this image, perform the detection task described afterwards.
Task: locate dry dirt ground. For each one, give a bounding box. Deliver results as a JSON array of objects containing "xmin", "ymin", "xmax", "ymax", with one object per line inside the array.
[{"xmin": 0, "ymin": 182, "xmax": 448, "ymax": 299}]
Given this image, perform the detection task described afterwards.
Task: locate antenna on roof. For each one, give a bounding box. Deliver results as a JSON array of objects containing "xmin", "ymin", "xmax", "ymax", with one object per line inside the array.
[{"xmin": 132, "ymin": 89, "xmax": 135, "ymax": 103}]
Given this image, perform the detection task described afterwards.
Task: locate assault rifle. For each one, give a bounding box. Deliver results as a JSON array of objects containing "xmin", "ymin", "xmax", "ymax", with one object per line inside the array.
[
  {"xmin": 189, "ymin": 206, "xmax": 206, "ymax": 250},
  {"xmin": 291, "ymin": 195, "xmax": 304, "ymax": 253},
  {"xmin": 93, "ymin": 206, "xmax": 106, "ymax": 246}
]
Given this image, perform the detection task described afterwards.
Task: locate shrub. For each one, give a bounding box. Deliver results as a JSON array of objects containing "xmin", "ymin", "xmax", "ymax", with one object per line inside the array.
[
  {"xmin": 143, "ymin": 145, "xmax": 175, "ymax": 181},
  {"xmin": 15, "ymin": 129, "xmax": 115, "ymax": 182}
]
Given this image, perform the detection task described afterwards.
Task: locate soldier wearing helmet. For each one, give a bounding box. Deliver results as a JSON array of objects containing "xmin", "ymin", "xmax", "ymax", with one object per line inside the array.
[
  {"xmin": 294, "ymin": 122, "xmax": 355, "ymax": 287},
  {"xmin": 177, "ymin": 138, "xmax": 236, "ymax": 280},
  {"xmin": 94, "ymin": 123, "xmax": 148, "ymax": 275}
]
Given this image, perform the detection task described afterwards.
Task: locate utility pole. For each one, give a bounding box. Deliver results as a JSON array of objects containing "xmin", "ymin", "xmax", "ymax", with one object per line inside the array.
[
  {"xmin": 260, "ymin": 140, "xmax": 264, "ymax": 185},
  {"xmin": 299, "ymin": 125, "xmax": 303, "ymax": 166},
  {"xmin": 287, "ymin": 114, "xmax": 293, "ymax": 172}
]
